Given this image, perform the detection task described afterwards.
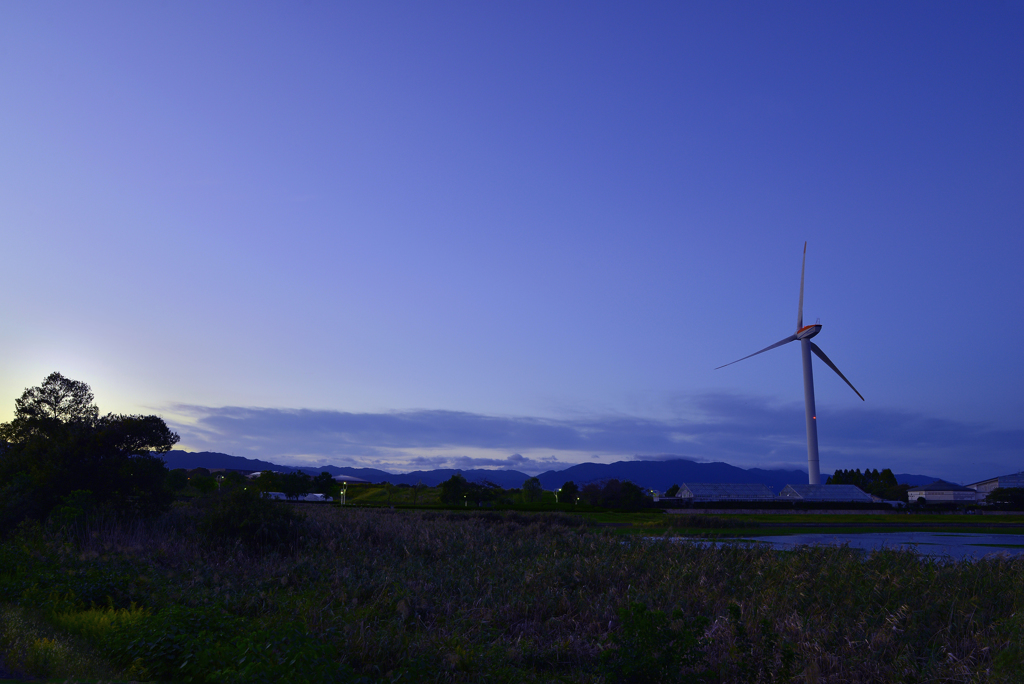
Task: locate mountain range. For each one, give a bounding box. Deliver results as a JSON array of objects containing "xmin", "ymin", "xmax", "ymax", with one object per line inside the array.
[{"xmin": 159, "ymin": 450, "xmax": 937, "ymax": 492}]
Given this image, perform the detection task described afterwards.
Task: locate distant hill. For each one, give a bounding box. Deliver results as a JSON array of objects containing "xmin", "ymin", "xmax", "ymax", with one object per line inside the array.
[
  {"xmin": 161, "ymin": 450, "xmax": 789, "ymax": 490},
  {"xmin": 894, "ymin": 473, "xmax": 939, "ymax": 486},
  {"xmin": 535, "ymin": 459, "xmax": 809, "ymax": 493},
  {"xmin": 161, "ymin": 451, "xmax": 294, "ymax": 473},
  {"xmin": 159, "ymin": 450, "xmax": 940, "ymax": 492},
  {"xmin": 158, "ymin": 451, "xmax": 529, "ymax": 487}
]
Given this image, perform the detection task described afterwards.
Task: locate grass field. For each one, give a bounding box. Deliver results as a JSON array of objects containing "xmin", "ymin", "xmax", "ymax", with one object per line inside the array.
[{"xmin": 2, "ymin": 501, "xmax": 1023, "ymax": 682}]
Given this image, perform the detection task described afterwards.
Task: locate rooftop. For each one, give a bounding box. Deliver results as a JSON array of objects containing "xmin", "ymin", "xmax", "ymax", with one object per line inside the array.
[
  {"xmin": 678, "ymin": 483, "xmax": 775, "ymax": 500},
  {"xmin": 780, "ymin": 484, "xmax": 874, "ymax": 502},
  {"xmin": 908, "ymin": 479, "xmax": 975, "ymax": 492}
]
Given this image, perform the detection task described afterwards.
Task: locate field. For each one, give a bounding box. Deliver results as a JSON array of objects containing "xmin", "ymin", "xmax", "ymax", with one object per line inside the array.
[{"xmin": 1, "ymin": 501, "xmax": 1023, "ymax": 683}]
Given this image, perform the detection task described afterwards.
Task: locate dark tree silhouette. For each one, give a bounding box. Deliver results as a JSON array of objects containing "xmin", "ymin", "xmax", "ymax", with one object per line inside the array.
[
  {"xmin": 522, "ymin": 477, "xmax": 543, "ymax": 503},
  {"xmin": 0, "ymin": 373, "xmax": 179, "ymax": 529},
  {"xmin": 559, "ymin": 481, "xmax": 580, "ymax": 502},
  {"xmin": 280, "ymin": 471, "xmax": 313, "ymax": 500}
]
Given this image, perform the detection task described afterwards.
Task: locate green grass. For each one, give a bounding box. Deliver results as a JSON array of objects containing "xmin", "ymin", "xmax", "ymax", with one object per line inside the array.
[{"xmin": 0, "ymin": 604, "xmax": 120, "ymax": 681}]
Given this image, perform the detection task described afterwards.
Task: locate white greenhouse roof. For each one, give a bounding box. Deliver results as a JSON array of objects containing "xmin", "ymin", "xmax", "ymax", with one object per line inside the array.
[
  {"xmin": 780, "ymin": 484, "xmax": 873, "ymax": 502},
  {"xmin": 679, "ymin": 483, "xmax": 775, "ymax": 501}
]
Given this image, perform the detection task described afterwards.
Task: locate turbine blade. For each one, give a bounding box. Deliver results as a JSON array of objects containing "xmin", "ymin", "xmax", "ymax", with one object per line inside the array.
[
  {"xmin": 808, "ymin": 341, "xmax": 865, "ymax": 401},
  {"xmin": 715, "ymin": 334, "xmax": 798, "ymax": 370},
  {"xmin": 797, "ymin": 241, "xmax": 806, "ymax": 330}
]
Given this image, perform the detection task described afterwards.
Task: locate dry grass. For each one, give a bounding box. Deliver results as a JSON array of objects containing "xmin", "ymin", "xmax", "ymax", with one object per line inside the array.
[{"xmin": 2, "ymin": 504, "xmax": 1023, "ymax": 682}]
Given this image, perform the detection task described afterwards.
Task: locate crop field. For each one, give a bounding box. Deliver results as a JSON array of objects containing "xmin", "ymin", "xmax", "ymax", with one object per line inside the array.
[{"xmin": 1, "ymin": 501, "xmax": 1023, "ymax": 683}]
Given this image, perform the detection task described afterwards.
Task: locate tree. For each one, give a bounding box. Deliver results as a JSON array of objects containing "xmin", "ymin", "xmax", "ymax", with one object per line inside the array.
[
  {"xmin": 280, "ymin": 471, "xmax": 313, "ymax": 500},
  {"xmin": 439, "ymin": 474, "xmax": 505, "ymax": 507},
  {"xmin": 252, "ymin": 471, "xmax": 282, "ymax": 492},
  {"xmin": 189, "ymin": 472, "xmax": 217, "ymax": 495},
  {"xmin": 987, "ymin": 487, "xmax": 1024, "ymax": 509},
  {"xmin": 665, "ymin": 484, "xmax": 681, "ymax": 498},
  {"xmin": 827, "ymin": 467, "xmax": 908, "ymax": 503},
  {"xmin": 440, "ymin": 473, "xmax": 472, "ymax": 505},
  {"xmin": 11, "ymin": 372, "xmax": 99, "ymax": 424},
  {"xmin": 311, "ymin": 472, "xmax": 339, "ymax": 498},
  {"xmin": 559, "ymin": 481, "xmax": 579, "ymax": 503},
  {"xmin": 0, "ymin": 373, "xmax": 179, "ymax": 529},
  {"xmin": 522, "ymin": 477, "xmax": 543, "ymax": 503},
  {"xmin": 166, "ymin": 468, "xmax": 189, "ymax": 492},
  {"xmin": 580, "ymin": 479, "xmax": 648, "ymax": 510}
]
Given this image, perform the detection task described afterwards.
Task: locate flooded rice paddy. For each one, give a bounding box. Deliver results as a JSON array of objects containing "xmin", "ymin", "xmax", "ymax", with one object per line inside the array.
[{"xmin": 724, "ymin": 532, "xmax": 1024, "ymax": 559}]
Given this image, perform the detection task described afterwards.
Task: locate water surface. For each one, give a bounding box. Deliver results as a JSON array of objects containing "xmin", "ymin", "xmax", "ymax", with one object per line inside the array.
[{"xmin": 741, "ymin": 532, "xmax": 1024, "ymax": 560}]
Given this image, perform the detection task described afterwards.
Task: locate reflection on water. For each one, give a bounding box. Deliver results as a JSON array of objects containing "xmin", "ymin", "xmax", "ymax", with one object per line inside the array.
[{"xmin": 738, "ymin": 532, "xmax": 1024, "ymax": 560}]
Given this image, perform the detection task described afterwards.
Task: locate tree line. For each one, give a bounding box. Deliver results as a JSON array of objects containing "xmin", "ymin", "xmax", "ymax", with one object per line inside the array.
[
  {"xmin": 826, "ymin": 467, "xmax": 909, "ymax": 502},
  {"xmin": 438, "ymin": 473, "xmax": 650, "ymax": 509}
]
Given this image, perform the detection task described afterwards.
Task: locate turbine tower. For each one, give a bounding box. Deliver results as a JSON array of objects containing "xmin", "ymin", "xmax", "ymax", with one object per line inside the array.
[{"xmin": 716, "ymin": 242, "xmax": 863, "ymax": 485}]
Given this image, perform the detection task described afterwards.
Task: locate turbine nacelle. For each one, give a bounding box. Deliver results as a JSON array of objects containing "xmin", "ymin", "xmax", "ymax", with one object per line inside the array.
[{"xmin": 796, "ymin": 323, "xmax": 821, "ymax": 340}]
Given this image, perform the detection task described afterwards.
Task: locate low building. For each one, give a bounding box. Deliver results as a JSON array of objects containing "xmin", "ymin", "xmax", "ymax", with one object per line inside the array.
[
  {"xmin": 677, "ymin": 483, "xmax": 775, "ymax": 503},
  {"xmin": 907, "ymin": 480, "xmax": 979, "ymax": 504},
  {"xmin": 779, "ymin": 484, "xmax": 873, "ymax": 503},
  {"xmin": 967, "ymin": 473, "xmax": 1024, "ymax": 497},
  {"xmin": 246, "ymin": 470, "xmax": 283, "ymax": 479},
  {"xmin": 332, "ymin": 474, "xmax": 368, "ymax": 483},
  {"xmin": 264, "ymin": 492, "xmax": 333, "ymax": 502}
]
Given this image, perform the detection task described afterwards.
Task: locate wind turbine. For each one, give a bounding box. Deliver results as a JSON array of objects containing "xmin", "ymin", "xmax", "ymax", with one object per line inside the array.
[{"xmin": 716, "ymin": 242, "xmax": 863, "ymax": 485}]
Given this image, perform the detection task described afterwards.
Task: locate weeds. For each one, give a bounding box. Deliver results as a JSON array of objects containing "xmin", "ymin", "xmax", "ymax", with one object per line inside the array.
[
  {"xmin": 1, "ymin": 504, "xmax": 1022, "ymax": 682},
  {"xmin": 0, "ymin": 604, "xmax": 118, "ymax": 679}
]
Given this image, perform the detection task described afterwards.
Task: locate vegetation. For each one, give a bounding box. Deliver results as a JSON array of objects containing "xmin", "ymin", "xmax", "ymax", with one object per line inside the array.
[
  {"xmin": 988, "ymin": 487, "xmax": 1024, "ymax": 510},
  {"xmin": 580, "ymin": 479, "xmax": 648, "ymax": 510},
  {"xmin": 827, "ymin": 467, "xmax": 909, "ymax": 502},
  {"xmin": 248, "ymin": 470, "xmax": 341, "ymax": 500},
  {"xmin": 2, "ymin": 373, "xmax": 1023, "ymax": 680},
  {"xmin": 0, "ymin": 372, "xmax": 179, "ymax": 532},
  {"xmin": 439, "ymin": 473, "xmax": 508, "ymax": 507},
  {"xmin": 2, "ymin": 497, "xmax": 1023, "ymax": 682},
  {"xmin": 558, "ymin": 480, "xmax": 580, "ymax": 502}
]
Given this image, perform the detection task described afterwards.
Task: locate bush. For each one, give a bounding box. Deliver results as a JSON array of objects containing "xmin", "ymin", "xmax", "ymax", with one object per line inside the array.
[
  {"xmin": 99, "ymin": 605, "xmax": 351, "ymax": 683},
  {"xmin": 0, "ymin": 604, "xmax": 116, "ymax": 680},
  {"xmin": 601, "ymin": 602, "xmax": 710, "ymax": 683},
  {"xmin": 199, "ymin": 488, "xmax": 303, "ymax": 554}
]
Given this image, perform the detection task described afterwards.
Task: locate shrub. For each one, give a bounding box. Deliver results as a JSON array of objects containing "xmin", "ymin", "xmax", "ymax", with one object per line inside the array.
[
  {"xmin": 52, "ymin": 604, "xmax": 151, "ymax": 649},
  {"xmin": 601, "ymin": 602, "xmax": 710, "ymax": 683},
  {"xmin": 101, "ymin": 605, "xmax": 351, "ymax": 683},
  {"xmin": 49, "ymin": 489, "xmax": 97, "ymax": 529},
  {"xmin": 0, "ymin": 604, "xmax": 116, "ymax": 679},
  {"xmin": 199, "ymin": 487, "xmax": 303, "ymax": 553}
]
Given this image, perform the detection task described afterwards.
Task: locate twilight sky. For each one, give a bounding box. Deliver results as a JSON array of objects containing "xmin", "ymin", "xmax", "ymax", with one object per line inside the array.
[{"xmin": 1, "ymin": 2, "xmax": 1021, "ymax": 483}]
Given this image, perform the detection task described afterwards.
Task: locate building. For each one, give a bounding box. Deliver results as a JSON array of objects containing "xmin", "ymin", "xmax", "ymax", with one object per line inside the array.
[
  {"xmin": 246, "ymin": 470, "xmax": 283, "ymax": 479},
  {"xmin": 779, "ymin": 484, "xmax": 873, "ymax": 503},
  {"xmin": 907, "ymin": 480, "xmax": 979, "ymax": 504},
  {"xmin": 264, "ymin": 492, "xmax": 333, "ymax": 502},
  {"xmin": 676, "ymin": 483, "xmax": 775, "ymax": 503},
  {"xmin": 332, "ymin": 474, "xmax": 368, "ymax": 483},
  {"xmin": 967, "ymin": 473, "xmax": 1024, "ymax": 498}
]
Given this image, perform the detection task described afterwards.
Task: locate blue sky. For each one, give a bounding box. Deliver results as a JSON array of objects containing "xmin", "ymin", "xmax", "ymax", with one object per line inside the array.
[{"xmin": 1, "ymin": 2, "xmax": 1021, "ymax": 482}]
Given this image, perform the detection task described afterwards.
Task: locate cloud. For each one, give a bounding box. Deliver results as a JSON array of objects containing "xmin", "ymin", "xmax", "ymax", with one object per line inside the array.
[{"xmin": 163, "ymin": 394, "xmax": 1024, "ymax": 481}]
